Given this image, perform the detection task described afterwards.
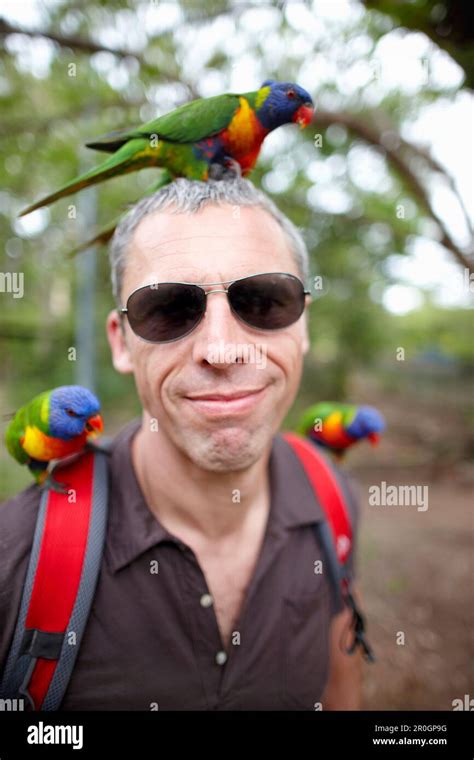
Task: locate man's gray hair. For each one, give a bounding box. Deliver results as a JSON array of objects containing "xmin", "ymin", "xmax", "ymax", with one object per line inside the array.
[{"xmin": 109, "ymin": 177, "xmax": 310, "ymax": 306}]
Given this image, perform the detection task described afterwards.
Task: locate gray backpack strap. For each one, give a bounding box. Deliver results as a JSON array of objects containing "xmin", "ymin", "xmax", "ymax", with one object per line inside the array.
[
  {"xmin": 313, "ymin": 519, "xmax": 375, "ymax": 663},
  {"xmin": 313, "ymin": 520, "xmax": 345, "ymax": 610},
  {"xmin": 0, "ymin": 450, "xmax": 109, "ymax": 710}
]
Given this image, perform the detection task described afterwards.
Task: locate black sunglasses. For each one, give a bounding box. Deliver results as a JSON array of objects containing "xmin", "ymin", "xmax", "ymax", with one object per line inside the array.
[{"xmin": 120, "ymin": 272, "xmax": 311, "ymax": 343}]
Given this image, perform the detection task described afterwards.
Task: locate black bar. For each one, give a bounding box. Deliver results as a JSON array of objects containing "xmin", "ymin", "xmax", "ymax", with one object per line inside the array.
[{"xmin": 0, "ymin": 710, "xmax": 471, "ymax": 757}]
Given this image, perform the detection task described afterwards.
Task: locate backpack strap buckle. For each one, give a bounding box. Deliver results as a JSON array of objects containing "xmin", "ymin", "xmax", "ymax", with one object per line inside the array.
[{"xmin": 344, "ymin": 588, "xmax": 375, "ymax": 663}]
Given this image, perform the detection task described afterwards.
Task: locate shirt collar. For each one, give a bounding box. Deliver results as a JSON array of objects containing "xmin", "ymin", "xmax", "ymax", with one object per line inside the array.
[{"xmin": 105, "ymin": 419, "xmax": 325, "ymax": 574}]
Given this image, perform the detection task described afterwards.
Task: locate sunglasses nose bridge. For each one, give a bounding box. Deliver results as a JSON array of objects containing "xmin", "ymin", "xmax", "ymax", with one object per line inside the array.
[
  {"xmin": 198, "ymin": 287, "xmax": 245, "ymax": 342},
  {"xmin": 203, "ymin": 287, "xmax": 229, "ymax": 296}
]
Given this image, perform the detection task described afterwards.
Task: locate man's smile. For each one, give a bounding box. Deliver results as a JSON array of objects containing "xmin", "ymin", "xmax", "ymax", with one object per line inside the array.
[{"xmin": 183, "ymin": 386, "xmax": 268, "ymax": 416}]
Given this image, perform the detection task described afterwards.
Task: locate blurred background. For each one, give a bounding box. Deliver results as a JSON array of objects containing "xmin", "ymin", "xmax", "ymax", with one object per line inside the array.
[{"xmin": 0, "ymin": 0, "xmax": 472, "ymax": 710}]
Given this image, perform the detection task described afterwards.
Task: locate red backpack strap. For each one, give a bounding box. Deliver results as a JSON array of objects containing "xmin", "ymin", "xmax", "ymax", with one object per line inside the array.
[
  {"xmin": 282, "ymin": 431, "xmax": 353, "ymax": 563},
  {"xmin": 282, "ymin": 431, "xmax": 375, "ymax": 662},
  {"xmin": 0, "ymin": 449, "xmax": 109, "ymax": 709}
]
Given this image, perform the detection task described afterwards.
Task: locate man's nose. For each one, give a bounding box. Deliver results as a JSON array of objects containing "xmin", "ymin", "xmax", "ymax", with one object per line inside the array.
[{"xmin": 191, "ymin": 291, "xmax": 249, "ymax": 367}]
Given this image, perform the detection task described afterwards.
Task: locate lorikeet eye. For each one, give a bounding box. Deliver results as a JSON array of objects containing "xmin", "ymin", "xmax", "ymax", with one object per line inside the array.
[
  {"xmin": 66, "ymin": 408, "xmax": 78, "ymax": 417},
  {"xmin": 287, "ymin": 89, "xmax": 296, "ymax": 98}
]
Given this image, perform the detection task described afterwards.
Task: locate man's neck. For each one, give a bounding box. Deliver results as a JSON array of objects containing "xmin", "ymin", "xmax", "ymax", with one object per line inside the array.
[{"xmin": 131, "ymin": 420, "xmax": 273, "ymax": 542}]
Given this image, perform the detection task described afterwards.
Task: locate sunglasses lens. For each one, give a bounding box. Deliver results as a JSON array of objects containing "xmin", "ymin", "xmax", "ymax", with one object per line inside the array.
[
  {"xmin": 229, "ymin": 273, "xmax": 306, "ymax": 330},
  {"xmin": 126, "ymin": 284, "xmax": 205, "ymax": 342}
]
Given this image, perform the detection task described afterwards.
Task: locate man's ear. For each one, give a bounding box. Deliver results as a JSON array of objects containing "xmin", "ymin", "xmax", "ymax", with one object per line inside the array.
[{"xmin": 106, "ymin": 309, "xmax": 134, "ymax": 374}]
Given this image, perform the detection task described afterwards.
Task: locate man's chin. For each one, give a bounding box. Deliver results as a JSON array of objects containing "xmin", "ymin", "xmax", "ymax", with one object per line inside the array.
[{"xmin": 183, "ymin": 425, "xmax": 268, "ymax": 473}]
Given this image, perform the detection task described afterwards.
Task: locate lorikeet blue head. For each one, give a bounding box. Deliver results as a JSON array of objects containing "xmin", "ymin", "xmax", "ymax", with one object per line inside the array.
[
  {"xmin": 345, "ymin": 405, "xmax": 386, "ymax": 444},
  {"xmin": 49, "ymin": 385, "xmax": 103, "ymax": 439},
  {"xmin": 257, "ymin": 80, "xmax": 314, "ymax": 130}
]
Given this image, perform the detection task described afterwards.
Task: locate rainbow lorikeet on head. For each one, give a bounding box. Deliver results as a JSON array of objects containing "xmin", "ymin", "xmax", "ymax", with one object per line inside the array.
[
  {"xmin": 296, "ymin": 402, "xmax": 386, "ymax": 459},
  {"xmin": 5, "ymin": 385, "xmax": 103, "ymax": 492},
  {"xmin": 19, "ymin": 79, "xmax": 314, "ymax": 249}
]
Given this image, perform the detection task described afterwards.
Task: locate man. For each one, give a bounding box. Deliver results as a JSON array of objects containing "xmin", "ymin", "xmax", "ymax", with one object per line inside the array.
[{"xmin": 0, "ymin": 177, "xmax": 363, "ymax": 710}]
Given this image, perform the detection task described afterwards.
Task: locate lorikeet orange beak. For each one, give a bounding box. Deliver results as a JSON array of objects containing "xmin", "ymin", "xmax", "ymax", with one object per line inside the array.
[
  {"xmin": 85, "ymin": 414, "xmax": 103, "ymax": 435},
  {"xmin": 293, "ymin": 103, "xmax": 314, "ymax": 128},
  {"xmin": 368, "ymin": 432, "xmax": 380, "ymax": 445}
]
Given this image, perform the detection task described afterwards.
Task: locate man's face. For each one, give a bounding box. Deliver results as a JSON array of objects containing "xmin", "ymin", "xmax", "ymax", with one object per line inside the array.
[{"xmin": 107, "ymin": 203, "xmax": 311, "ymax": 472}]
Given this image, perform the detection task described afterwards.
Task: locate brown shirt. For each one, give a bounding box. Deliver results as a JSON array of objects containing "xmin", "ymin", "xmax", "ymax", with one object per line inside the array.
[{"xmin": 0, "ymin": 419, "xmax": 358, "ymax": 711}]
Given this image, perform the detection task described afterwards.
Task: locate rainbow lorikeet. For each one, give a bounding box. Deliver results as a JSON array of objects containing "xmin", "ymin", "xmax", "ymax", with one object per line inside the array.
[
  {"xmin": 296, "ymin": 402, "xmax": 386, "ymax": 459},
  {"xmin": 20, "ymin": 79, "xmax": 314, "ymax": 227},
  {"xmin": 5, "ymin": 386, "xmax": 103, "ymax": 492}
]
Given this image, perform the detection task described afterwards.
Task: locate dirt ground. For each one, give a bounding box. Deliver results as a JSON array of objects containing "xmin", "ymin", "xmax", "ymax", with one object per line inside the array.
[
  {"xmin": 344, "ymin": 377, "xmax": 473, "ymax": 710},
  {"xmin": 355, "ymin": 473, "xmax": 472, "ymax": 710}
]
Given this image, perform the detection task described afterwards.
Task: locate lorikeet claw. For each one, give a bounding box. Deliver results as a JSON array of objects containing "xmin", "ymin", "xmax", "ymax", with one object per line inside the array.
[
  {"xmin": 223, "ymin": 157, "xmax": 242, "ymax": 177},
  {"xmin": 209, "ymin": 158, "xmax": 242, "ymax": 181},
  {"xmin": 42, "ymin": 474, "xmax": 71, "ymax": 495}
]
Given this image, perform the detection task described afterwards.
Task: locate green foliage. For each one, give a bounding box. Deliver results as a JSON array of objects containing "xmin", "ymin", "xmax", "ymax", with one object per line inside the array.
[
  {"xmin": 394, "ymin": 303, "xmax": 474, "ymax": 366},
  {"xmin": 364, "ymin": 0, "xmax": 474, "ymax": 88}
]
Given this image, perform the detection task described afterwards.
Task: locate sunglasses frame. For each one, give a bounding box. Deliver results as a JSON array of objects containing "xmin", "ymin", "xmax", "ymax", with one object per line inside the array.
[{"xmin": 120, "ymin": 271, "xmax": 312, "ymax": 344}]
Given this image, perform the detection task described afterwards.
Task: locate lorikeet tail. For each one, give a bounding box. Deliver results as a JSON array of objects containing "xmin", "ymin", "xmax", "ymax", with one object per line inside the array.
[
  {"xmin": 19, "ymin": 137, "xmax": 152, "ymax": 217},
  {"xmin": 67, "ymin": 219, "xmax": 118, "ymax": 258},
  {"xmin": 67, "ymin": 170, "xmax": 173, "ymax": 257}
]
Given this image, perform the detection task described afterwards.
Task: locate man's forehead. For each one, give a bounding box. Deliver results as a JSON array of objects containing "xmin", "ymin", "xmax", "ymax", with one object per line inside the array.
[
  {"xmin": 124, "ymin": 206, "xmax": 294, "ymax": 288},
  {"xmin": 131, "ymin": 204, "xmax": 289, "ymax": 252}
]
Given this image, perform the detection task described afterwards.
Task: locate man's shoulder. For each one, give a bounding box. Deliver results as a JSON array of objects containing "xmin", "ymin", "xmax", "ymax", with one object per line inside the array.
[
  {"xmin": 0, "ymin": 483, "xmax": 41, "ymax": 555},
  {"xmin": 0, "ymin": 481, "xmax": 42, "ymax": 596},
  {"xmin": 0, "ymin": 484, "xmax": 40, "ymax": 671},
  {"xmin": 273, "ymin": 432, "xmax": 360, "ymax": 524}
]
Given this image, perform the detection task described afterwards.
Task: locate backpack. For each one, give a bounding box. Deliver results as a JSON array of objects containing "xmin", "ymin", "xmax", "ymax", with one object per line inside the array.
[{"xmin": 0, "ymin": 431, "xmax": 374, "ymax": 711}]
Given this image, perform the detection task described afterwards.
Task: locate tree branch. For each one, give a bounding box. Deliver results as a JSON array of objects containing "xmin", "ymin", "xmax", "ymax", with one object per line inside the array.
[
  {"xmin": 399, "ymin": 137, "xmax": 474, "ymax": 239},
  {"xmin": 315, "ymin": 110, "xmax": 474, "ymax": 275},
  {"xmin": 0, "ymin": 97, "xmax": 146, "ymax": 139},
  {"xmin": 0, "ymin": 17, "xmax": 200, "ymax": 99},
  {"xmin": 0, "ymin": 16, "xmax": 146, "ymax": 58}
]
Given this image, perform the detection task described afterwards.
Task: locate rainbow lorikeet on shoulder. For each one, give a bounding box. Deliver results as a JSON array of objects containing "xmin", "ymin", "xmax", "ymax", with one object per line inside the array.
[
  {"xmin": 5, "ymin": 385, "xmax": 103, "ymax": 493},
  {"xmin": 20, "ymin": 79, "xmax": 314, "ymax": 221},
  {"xmin": 296, "ymin": 402, "xmax": 386, "ymax": 459}
]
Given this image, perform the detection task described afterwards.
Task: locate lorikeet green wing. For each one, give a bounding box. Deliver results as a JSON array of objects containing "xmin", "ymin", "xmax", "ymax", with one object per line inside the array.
[
  {"xmin": 295, "ymin": 402, "xmax": 356, "ymax": 436},
  {"xmin": 87, "ymin": 93, "xmax": 241, "ymax": 150},
  {"xmin": 5, "ymin": 392, "xmax": 49, "ymax": 460}
]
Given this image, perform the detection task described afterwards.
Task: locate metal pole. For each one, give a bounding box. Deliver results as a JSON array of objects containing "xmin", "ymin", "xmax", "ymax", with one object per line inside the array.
[{"xmin": 74, "ymin": 184, "xmax": 97, "ymax": 392}]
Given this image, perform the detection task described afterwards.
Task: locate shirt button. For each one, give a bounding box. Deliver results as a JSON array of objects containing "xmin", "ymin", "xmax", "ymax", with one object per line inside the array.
[
  {"xmin": 200, "ymin": 593, "xmax": 213, "ymax": 608},
  {"xmin": 215, "ymin": 651, "xmax": 227, "ymax": 666}
]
